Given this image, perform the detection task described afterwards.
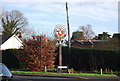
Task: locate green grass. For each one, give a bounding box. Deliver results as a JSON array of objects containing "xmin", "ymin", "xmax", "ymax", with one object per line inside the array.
[{"xmin": 11, "ymin": 71, "xmax": 117, "ymax": 77}]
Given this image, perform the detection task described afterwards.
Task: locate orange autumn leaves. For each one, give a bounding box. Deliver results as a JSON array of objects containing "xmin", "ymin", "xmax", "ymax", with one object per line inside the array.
[{"xmin": 19, "ymin": 35, "xmax": 56, "ymax": 71}]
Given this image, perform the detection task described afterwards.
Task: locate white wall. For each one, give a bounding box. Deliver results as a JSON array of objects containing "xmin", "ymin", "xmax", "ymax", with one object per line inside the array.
[{"xmin": 1, "ymin": 35, "xmax": 23, "ymax": 50}]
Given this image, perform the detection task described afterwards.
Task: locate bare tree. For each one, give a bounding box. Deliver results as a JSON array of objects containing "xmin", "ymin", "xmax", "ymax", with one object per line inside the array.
[
  {"xmin": 20, "ymin": 27, "xmax": 35, "ymax": 38},
  {"xmin": 78, "ymin": 24, "xmax": 95, "ymax": 40},
  {"xmin": 1, "ymin": 10, "xmax": 28, "ymax": 35}
]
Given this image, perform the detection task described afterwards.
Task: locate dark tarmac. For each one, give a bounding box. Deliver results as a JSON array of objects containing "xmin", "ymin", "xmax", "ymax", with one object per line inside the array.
[{"xmin": 11, "ymin": 74, "xmax": 120, "ymax": 81}]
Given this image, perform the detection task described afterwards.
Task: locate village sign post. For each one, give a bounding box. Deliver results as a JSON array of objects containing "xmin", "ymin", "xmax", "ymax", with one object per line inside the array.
[{"xmin": 54, "ymin": 24, "xmax": 67, "ymax": 72}]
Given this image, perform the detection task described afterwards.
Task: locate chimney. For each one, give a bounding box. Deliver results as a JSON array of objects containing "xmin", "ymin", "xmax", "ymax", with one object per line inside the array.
[{"xmin": 18, "ymin": 31, "xmax": 22, "ymax": 38}]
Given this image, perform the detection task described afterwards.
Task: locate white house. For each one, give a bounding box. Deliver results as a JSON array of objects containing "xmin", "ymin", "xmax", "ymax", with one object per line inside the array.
[{"xmin": 0, "ymin": 34, "xmax": 23, "ymax": 50}]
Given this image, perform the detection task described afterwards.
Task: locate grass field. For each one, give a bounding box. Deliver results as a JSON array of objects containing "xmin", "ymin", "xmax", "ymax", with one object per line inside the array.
[{"xmin": 11, "ymin": 71, "xmax": 117, "ymax": 77}]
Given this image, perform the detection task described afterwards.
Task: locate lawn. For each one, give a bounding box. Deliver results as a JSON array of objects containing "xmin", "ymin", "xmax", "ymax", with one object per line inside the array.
[{"xmin": 11, "ymin": 71, "xmax": 117, "ymax": 77}]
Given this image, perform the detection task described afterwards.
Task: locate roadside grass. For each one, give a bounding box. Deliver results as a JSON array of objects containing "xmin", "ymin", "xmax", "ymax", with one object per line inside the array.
[{"xmin": 11, "ymin": 71, "xmax": 117, "ymax": 77}]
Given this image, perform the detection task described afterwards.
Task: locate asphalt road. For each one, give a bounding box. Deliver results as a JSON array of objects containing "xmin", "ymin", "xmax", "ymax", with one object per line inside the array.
[{"xmin": 11, "ymin": 75, "xmax": 120, "ymax": 81}]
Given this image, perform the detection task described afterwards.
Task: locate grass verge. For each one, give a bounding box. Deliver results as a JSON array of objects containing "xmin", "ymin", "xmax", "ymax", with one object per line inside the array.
[{"xmin": 11, "ymin": 71, "xmax": 117, "ymax": 77}]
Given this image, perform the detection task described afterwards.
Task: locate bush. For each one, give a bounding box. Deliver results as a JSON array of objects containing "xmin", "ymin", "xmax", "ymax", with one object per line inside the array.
[
  {"xmin": 55, "ymin": 47, "xmax": 120, "ymax": 71},
  {"xmin": 1, "ymin": 49, "xmax": 20, "ymax": 69}
]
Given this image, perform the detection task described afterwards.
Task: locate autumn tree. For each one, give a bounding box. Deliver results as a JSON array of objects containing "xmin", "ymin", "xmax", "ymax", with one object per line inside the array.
[
  {"xmin": 78, "ymin": 24, "xmax": 95, "ymax": 40},
  {"xmin": 1, "ymin": 10, "xmax": 28, "ymax": 35},
  {"xmin": 18, "ymin": 35, "xmax": 56, "ymax": 71}
]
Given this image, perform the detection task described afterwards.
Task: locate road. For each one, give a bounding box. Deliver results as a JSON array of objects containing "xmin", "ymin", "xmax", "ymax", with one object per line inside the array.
[{"xmin": 11, "ymin": 75, "xmax": 120, "ymax": 81}]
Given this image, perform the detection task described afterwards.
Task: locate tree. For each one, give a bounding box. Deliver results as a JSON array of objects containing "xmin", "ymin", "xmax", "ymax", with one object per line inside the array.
[
  {"xmin": 96, "ymin": 37, "xmax": 119, "ymax": 50},
  {"xmin": 78, "ymin": 24, "xmax": 95, "ymax": 40},
  {"xmin": 71, "ymin": 31, "xmax": 85, "ymax": 41},
  {"xmin": 18, "ymin": 35, "xmax": 56, "ymax": 71},
  {"xmin": 1, "ymin": 10, "xmax": 28, "ymax": 35},
  {"xmin": 94, "ymin": 32, "xmax": 119, "ymax": 49},
  {"xmin": 98, "ymin": 32, "xmax": 111, "ymax": 40}
]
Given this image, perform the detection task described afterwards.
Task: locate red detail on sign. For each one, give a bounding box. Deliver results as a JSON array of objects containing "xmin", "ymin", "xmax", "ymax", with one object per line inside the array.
[
  {"xmin": 57, "ymin": 30, "xmax": 64, "ymax": 36},
  {"xmin": 54, "ymin": 25, "xmax": 66, "ymax": 40}
]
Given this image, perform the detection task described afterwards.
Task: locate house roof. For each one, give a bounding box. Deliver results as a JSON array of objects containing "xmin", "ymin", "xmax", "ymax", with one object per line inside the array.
[
  {"xmin": 92, "ymin": 40, "xmax": 108, "ymax": 45},
  {"xmin": 72, "ymin": 41, "xmax": 84, "ymax": 45},
  {"xmin": 0, "ymin": 34, "xmax": 13, "ymax": 45},
  {"xmin": 112, "ymin": 33, "xmax": 120, "ymax": 39},
  {"xmin": 71, "ymin": 40, "xmax": 107, "ymax": 46},
  {"xmin": 72, "ymin": 40, "xmax": 93, "ymax": 45},
  {"xmin": 81, "ymin": 40, "xmax": 93, "ymax": 45}
]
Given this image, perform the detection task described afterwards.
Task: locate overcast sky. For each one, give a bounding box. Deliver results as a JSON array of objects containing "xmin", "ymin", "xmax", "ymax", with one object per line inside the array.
[{"xmin": 1, "ymin": 0, "xmax": 119, "ymax": 38}]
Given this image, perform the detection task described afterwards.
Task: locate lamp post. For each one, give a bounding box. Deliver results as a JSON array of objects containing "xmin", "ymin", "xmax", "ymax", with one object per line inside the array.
[
  {"xmin": 39, "ymin": 36, "xmax": 42, "ymax": 71},
  {"xmin": 33, "ymin": 35, "xmax": 43, "ymax": 71},
  {"xmin": 37, "ymin": 35, "xmax": 43, "ymax": 71}
]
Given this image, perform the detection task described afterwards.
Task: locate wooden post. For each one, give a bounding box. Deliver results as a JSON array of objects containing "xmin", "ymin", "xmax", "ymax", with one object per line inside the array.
[
  {"xmin": 66, "ymin": 2, "xmax": 71, "ymax": 48},
  {"xmin": 100, "ymin": 68, "xmax": 103, "ymax": 75},
  {"xmin": 45, "ymin": 66, "xmax": 47, "ymax": 72},
  {"xmin": 59, "ymin": 40, "xmax": 62, "ymax": 72},
  {"xmin": 66, "ymin": 2, "xmax": 71, "ymax": 68}
]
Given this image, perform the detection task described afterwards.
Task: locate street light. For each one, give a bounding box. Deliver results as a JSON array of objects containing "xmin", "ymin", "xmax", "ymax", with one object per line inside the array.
[
  {"xmin": 33, "ymin": 35, "xmax": 43, "ymax": 71},
  {"xmin": 39, "ymin": 36, "xmax": 42, "ymax": 71},
  {"xmin": 37, "ymin": 36, "xmax": 43, "ymax": 71}
]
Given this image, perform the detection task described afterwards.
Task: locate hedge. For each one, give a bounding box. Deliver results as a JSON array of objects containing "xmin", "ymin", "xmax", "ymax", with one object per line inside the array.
[
  {"xmin": 1, "ymin": 49, "xmax": 20, "ymax": 69},
  {"xmin": 1, "ymin": 48, "xmax": 120, "ymax": 71},
  {"xmin": 55, "ymin": 47, "xmax": 120, "ymax": 71}
]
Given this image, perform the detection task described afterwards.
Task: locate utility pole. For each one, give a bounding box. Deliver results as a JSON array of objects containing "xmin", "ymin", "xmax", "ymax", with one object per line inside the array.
[
  {"xmin": 66, "ymin": 2, "xmax": 71, "ymax": 48},
  {"xmin": 66, "ymin": 2, "xmax": 71, "ymax": 67}
]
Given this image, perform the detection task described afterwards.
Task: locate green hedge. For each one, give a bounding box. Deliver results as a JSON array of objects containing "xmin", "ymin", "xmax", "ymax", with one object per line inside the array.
[
  {"xmin": 1, "ymin": 48, "xmax": 120, "ymax": 71},
  {"xmin": 1, "ymin": 49, "xmax": 20, "ymax": 69},
  {"xmin": 55, "ymin": 47, "xmax": 120, "ymax": 71}
]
